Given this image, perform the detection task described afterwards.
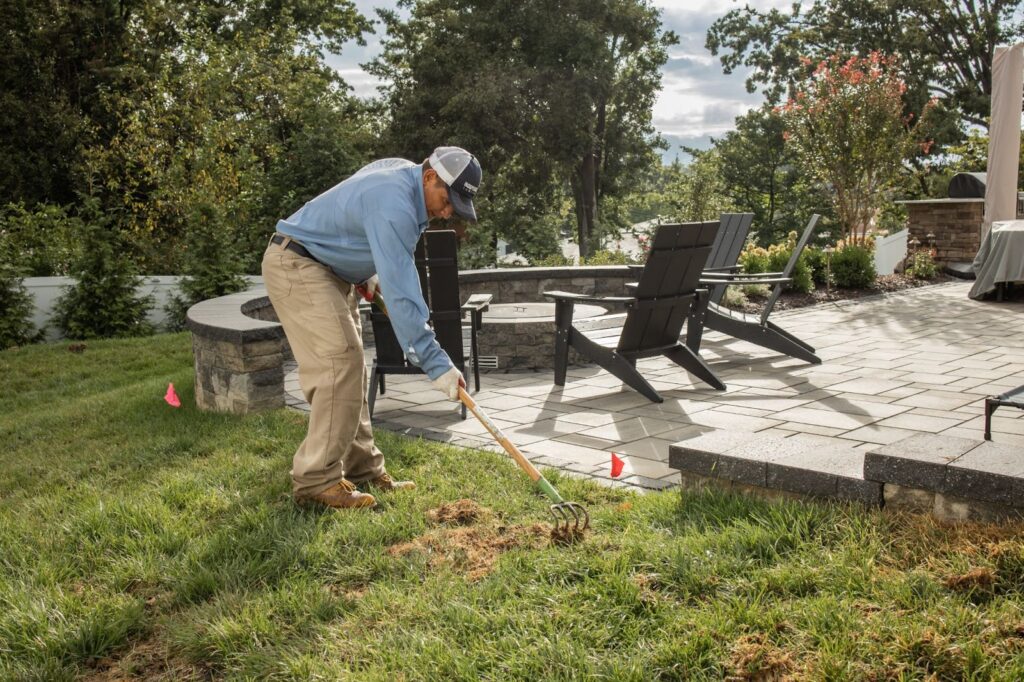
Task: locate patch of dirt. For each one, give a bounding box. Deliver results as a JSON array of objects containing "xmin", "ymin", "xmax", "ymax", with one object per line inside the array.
[
  {"xmin": 80, "ymin": 637, "xmax": 205, "ymax": 682},
  {"xmin": 427, "ymin": 499, "xmax": 485, "ymax": 525},
  {"xmin": 550, "ymin": 526, "xmax": 586, "ymax": 546},
  {"xmin": 726, "ymin": 632, "xmax": 796, "ymax": 681},
  {"xmin": 944, "ymin": 567, "xmax": 997, "ymax": 591},
  {"xmin": 388, "ymin": 523, "xmax": 552, "ymax": 581},
  {"xmin": 393, "ymin": 500, "xmax": 586, "ymax": 580}
]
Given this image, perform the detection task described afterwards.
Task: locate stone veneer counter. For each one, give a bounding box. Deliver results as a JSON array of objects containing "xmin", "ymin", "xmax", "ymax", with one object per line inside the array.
[{"xmin": 476, "ymin": 301, "xmax": 608, "ymax": 370}]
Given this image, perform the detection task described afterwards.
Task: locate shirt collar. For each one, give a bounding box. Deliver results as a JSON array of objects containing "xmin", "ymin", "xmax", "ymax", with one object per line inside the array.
[{"xmin": 413, "ymin": 164, "xmax": 429, "ymax": 231}]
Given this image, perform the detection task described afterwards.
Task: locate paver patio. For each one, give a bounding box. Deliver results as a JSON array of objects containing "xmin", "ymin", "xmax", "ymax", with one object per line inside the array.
[{"xmin": 286, "ymin": 281, "xmax": 1024, "ymax": 491}]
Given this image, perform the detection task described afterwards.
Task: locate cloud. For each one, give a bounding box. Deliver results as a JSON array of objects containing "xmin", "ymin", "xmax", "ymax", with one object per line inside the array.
[{"xmin": 325, "ymin": 0, "xmax": 792, "ymax": 155}]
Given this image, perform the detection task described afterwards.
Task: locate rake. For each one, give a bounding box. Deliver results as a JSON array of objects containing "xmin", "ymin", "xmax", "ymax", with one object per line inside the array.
[
  {"xmin": 358, "ymin": 285, "xmax": 589, "ymax": 536},
  {"xmin": 458, "ymin": 386, "xmax": 589, "ymax": 537}
]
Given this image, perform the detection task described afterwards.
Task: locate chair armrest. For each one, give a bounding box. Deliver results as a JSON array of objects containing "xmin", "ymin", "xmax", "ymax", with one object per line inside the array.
[
  {"xmin": 543, "ymin": 290, "xmax": 634, "ymax": 307},
  {"xmin": 702, "ymin": 270, "xmax": 784, "ymax": 280},
  {"xmin": 461, "ymin": 293, "xmax": 492, "ymax": 312},
  {"xmin": 702, "ymin": 265, "xmax": 742, "ymax": 273},
  {"xmin": 701, "ymin": 276, "xmax": 791, "ymax": 287}
]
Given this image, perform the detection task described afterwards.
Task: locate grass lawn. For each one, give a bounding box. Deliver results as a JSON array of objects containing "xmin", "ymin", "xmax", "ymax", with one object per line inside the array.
[{"xmin": 2, "ymin": 334, "xmax": 1024, "ymax": 680}]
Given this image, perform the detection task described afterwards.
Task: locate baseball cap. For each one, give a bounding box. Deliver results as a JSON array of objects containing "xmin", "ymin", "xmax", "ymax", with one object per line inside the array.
[{"xmin": 428, "ymin": 146, "xmax": 481, "ymax": 222}]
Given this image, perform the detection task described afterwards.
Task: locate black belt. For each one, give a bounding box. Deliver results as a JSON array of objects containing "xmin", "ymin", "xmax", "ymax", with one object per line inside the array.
[{"xmin": 271, "ymin": 234, "xmax": 319, "ymax": 263}]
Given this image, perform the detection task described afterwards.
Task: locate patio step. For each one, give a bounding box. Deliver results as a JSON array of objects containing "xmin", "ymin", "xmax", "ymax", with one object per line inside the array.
[
  {"xmin": 668, "ymin": 430, "xmax": 1024, "ymax": 521},
  {"xmin": 864, "ymin": 433, "xmax": 1024, "ymax": 521},
  {"xmin": 668, "ymin": 431, "xmax": 882, "ymax": 506}
]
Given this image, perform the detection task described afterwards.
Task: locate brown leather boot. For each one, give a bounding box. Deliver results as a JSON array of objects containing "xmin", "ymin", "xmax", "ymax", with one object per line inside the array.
[
  {"xmin": 296, "ymin": 479, "xmax": 376, "ymax": 510},
  {"xmin": 366, "ymin": 471, "xmax": 416, "ymax": 492}
]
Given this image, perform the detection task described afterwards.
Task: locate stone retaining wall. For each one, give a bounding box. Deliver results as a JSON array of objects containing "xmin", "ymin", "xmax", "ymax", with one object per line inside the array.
[
  {"xmin": 191, "ymin": 267, "xmax": 634, "ymax": 414},
  {"xmin": 186, "ymin": 290, "xmax": 289, "ymax": 414},
  {"xmin": 458, "ymin": 265, "xmax": 635, "ymax": 303},
  {"xmin": 898, "ymin": 199, "xmax": 985, "ymax": 264}
]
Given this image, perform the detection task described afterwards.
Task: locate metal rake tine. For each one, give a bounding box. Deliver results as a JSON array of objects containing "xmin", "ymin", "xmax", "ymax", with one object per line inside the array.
[
  {"xmin": 565, "ymin": 502, "xmax": 589, "ymax": 531},
  {"xmin": 550, "ymin": 504, "xmax": 570, "ymax": 532}
]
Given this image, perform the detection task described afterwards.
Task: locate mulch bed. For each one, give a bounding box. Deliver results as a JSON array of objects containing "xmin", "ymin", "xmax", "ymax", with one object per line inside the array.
[{"xmin": 729, "ymin": 274, "xmax": 961, "ymax": 315}]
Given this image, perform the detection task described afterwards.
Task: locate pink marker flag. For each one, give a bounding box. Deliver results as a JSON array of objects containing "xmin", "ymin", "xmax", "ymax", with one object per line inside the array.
[
  {"xmin": 164, "ymin": 383, "xmax": 181, "ymax": 408},
  {"xmin": 610, "ymin": 452, "xmax": 625, "ymax": 478}
]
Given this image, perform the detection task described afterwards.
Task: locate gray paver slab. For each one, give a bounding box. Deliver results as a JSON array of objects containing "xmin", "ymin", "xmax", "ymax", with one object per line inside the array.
[
  {"xmin": 863, "ymin": 433, "xmax": 980, "ymax": 490},
  {"xmin": 873, "ymin": 412, "xmax": 966, "ymax": 432},
  {"xmin": 946, "ymin": 441, "xmax": 1024, "ymax": 507}
]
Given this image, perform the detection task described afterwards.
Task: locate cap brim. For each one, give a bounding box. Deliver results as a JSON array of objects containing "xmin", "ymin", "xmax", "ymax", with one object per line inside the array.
[{"xmin": 447, "ymin": 186, "xmax": 477, "ymax": 223}]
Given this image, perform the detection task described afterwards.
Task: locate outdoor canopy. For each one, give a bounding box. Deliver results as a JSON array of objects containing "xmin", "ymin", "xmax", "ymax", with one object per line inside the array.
[{"xmin": 969, "ymin": 43, "xmax": 1024, "ymax": 299}]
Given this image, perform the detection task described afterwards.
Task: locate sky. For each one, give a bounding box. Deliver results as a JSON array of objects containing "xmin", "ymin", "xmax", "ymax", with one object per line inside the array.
[{"xmin": 325, "ymin": 0, "xmax": 793, "ymax": 163}]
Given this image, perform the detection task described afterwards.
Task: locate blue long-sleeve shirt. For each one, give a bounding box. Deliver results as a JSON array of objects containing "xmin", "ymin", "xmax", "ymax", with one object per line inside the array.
[{"xmin": 275, "ymin": 159, "xmax": 454, "ymax": 380}]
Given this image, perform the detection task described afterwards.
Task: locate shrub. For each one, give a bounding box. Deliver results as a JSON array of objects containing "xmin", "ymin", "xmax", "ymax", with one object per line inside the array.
[
  {"xmin": 0, "ymin": 260, "xmax": 40, "ymax": 349},
  {"xmin": 164, "ymin": 204, "xmax": 249, "ymax": 331},
  {"xmin": 0, "ymin": 203, "xmax": 81, "ymax": 276},
  {"xmin": 905, "ymin": 250, "xmax": 939, "ymax": 280},
  {"xmin": 738, "ymin": 231, "xmax": 814, "ymax": 294},
  {"xmin": 803, "ymin": 246, "xmax": 829, "ymax": 286},
  {"xmin": 830, "ymin": 243, "xmax": 877, "ymax": 289},
  {"xmin": 583, "ymin": 249, "xmax": 638, "ymax": 265},
  {"xmin": 51, "ymin": 218, "xmax": 154, "ymax": 340},
  {"xmin": 530, "ymin": 253, "xmax": 574, "ymax": 267}
]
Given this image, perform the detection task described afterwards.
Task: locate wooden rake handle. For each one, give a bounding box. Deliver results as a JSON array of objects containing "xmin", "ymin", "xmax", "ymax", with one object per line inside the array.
[{"xmin": 457, "ymin": 386, "xmax": 565, "ymax": 504}]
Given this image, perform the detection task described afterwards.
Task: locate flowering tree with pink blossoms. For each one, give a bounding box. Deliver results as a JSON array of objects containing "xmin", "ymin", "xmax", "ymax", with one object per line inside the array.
[{"xmin": 780, "ymin": 52, "xmax": 938, "ymax": 245}]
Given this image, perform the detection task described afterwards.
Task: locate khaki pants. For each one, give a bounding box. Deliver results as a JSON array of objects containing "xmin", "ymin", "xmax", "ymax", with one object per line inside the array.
[{"xmin": 261, "ymin": 238, "xmax": 384, "ymax": 497}]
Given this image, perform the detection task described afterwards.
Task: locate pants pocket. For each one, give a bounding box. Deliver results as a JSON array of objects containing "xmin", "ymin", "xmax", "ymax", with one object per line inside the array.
[{"xmin": 262, "ymin": 251, "xmax": 294, "ymax": 301}]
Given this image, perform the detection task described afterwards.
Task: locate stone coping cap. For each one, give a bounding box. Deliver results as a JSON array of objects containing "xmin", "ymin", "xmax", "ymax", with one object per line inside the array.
[
  {"xmin": 185, "ymin": 286, "xmax": 286, "ymax": 344},
  {"xmin": 894, "ymin": 198, "xmax": 985, "ymax": 204},
  {"xmin": 866, "ymin": 433, "xmax": 1024, "ymax": 508},
  {"xmin": 458, "ymin": 265, "xmax": 633, "ymax": 284},
  {"xmin": 668, "ymin": 430, "xmax": 880, "ymax": 505}
]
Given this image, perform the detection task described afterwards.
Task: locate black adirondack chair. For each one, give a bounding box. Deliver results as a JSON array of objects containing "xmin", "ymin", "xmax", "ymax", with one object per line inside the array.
[
  {"xmin": 543, "ymin": 221, "xmax": 724, "ymax": 403},
  {"xmin": 628, "ymin": 212, "xmax": 753, "ymax": 291},
  {"xmin": 366, "ymin": 229, "xmax": 491, "ymax": 418},
  {"xmin": 692, "ymin": 214, "xmax": 821, "ymax": 364},
  {"xmin": 704, "ymin": 213, "xmax": 755, "ymax": 301}
]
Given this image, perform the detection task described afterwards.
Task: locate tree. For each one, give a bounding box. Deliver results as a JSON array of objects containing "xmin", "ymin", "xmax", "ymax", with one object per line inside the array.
[
  {"xmin": 706, "ymin": 0, "xmax": 1023, "ymax": 129},
  {"xmin": 713, "ymin": 106, "xmax": 833, "ymax": 243},
  {"xmin": 1, "ymin": 0, "xmax": 374, "ymax": 273},
  {"xmin": 51, "ymin": 205, "xmax": 154, "ymax": 340},
  {"xmin": 371, "ymin": 0, "xmax": 676, "ymax": 261},
  {"xmin": 779, "ymin": 53, "xmax": 938, "ymax": 244}
]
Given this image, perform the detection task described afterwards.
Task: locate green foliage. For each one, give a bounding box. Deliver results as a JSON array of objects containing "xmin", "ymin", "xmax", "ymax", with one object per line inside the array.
[
  {"xmin": 905, "ymin": 250, "xmax": 939, "ymax": 280},
  {"xmin": 164, "ymin": 204, "xmax": 251, "ymax": 332},
  {"xmin": 803, "ymin": 246, "xmax": 829, "ymax": 286},
  {"xmin": 0, "ymin": 260, "xmax": 40, "ymax": 350},
  {"xmin": 51, "ymin": 211, "xmax": 154, "ymax": 340},
  {"xmin": 830, "ymin": 243, "xmax": 877, "ymax": 289},
  {"xmin": 1, "ymin": 1, "xmax": 374, "ymax": 274},
  {"xmin": 0, "ymin": 203, "xmax": 82, "ymax": 277},
  {"xmin": 780, "ymin": 53, "xmax": 940, "ymax": 245},
  {"xmin": 738, "ymin": 231, "xmax": 815, "ymax": 294},
  {"xmin": 371, "ymin": 0, "xmax": 676, "ymax": 260},
  {"xmin": 713, "ymin": 106, "xmax": 831, "ymax": 243},
  {"xmin": 706, "ymin": 0, "xmax": 1022, "ymax": 130},
  {"xmin": 529, "ymin": 253, "xmax": 574, "ymax": 267},
  {"xmin": 584, "ymin": 249, "xmax": 639, "ymax": 266},
  {"xmin": 663, "ymin": 149, "xmax": 735, "ymax": 221}
]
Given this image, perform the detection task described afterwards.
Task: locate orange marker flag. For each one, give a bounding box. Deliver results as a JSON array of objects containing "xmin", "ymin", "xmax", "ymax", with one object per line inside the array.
[
  {"xmin": 610, "ymin": 452, "xmax": 625, "ymax": 478},
  {"xmin": 164, "ymin": 383, "xmax": 181, "ymax": 408}
]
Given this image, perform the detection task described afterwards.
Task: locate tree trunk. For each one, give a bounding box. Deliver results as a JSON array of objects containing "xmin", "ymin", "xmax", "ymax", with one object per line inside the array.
[{"xmin": 575, "ymin": 154, "xmax": 598, "ymax": 261}]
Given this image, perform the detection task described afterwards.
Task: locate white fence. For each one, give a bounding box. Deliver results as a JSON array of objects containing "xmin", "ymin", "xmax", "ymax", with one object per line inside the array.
[
  {"xmin": 873, "ymin": 229, "xmax": 908, "ymax": 276},
  {"xmin": 24, "ymin": 275, "xmax": 264, "ymax": 341}
]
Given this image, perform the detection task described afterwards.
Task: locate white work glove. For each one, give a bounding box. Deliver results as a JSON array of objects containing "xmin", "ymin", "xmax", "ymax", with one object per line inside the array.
[
  {"xmin": 432, "ymin": 366, "xmax": 466, "ymax": 402},
  {"xmin": 364, "ymin": 275, "xmax": 380, "ymax": 299}
]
